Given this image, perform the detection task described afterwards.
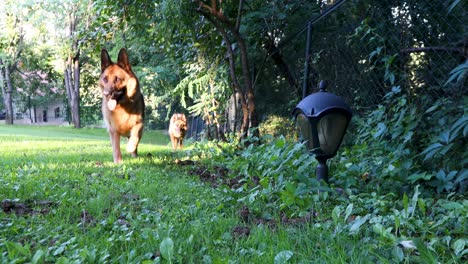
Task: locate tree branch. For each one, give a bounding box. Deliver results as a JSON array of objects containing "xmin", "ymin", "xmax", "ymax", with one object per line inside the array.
[
  {"xmin": 235, "ymin": 0, "xmax": 244, "ymax": 31},
  {"xmin": 196, "ymin": 0, "xmax": 213, "ymax": 15},
  {"xmin": 195, "ymin": 0, "xmax": 234, "ymax": 28}
]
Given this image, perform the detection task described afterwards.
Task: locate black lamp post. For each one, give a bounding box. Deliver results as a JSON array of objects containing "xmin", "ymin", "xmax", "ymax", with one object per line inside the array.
[{"xmin": 293, "ymin": 81, "xmax": 352, "ymax": 183}]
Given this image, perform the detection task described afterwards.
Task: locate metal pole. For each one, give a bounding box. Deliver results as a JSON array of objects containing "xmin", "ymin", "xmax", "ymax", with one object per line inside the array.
[
  {"xmin": 316, "ymin": 158, "xmax": 329, "ymax": 184},
  {"xmin": 302, "ymin": 22, "xmax": 312, "ymax": 99}
]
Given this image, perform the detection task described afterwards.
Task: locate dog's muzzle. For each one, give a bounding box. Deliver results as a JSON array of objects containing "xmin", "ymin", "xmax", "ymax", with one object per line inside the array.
[{"xmin": 103, "ymin": 88, "xmax": 125, "ymax": 100}]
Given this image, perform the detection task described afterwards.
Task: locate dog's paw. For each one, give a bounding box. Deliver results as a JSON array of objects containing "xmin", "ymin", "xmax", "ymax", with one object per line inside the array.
[{"xmin": 126, "ymin": 138, "xmax": 138, "ymax": 153}]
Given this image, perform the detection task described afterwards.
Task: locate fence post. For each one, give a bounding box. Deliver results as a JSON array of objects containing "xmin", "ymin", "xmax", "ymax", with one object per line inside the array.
[
  {"xmin": 302, "ymin": 22, "xmax": 313, "ymax": 99},
  {"xmin": 194, "ymin": 117, "xmax": 199, "ymax": 141}
]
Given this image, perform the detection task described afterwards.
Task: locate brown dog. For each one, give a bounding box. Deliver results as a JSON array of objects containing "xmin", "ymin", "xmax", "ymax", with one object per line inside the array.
[
  {"xmin": 168, "ymin": 113, "xmax": 188, "ymax": 150},
  {"xmin": 99, "ymin": 48, "xmax": 145, "ymax": 163}
]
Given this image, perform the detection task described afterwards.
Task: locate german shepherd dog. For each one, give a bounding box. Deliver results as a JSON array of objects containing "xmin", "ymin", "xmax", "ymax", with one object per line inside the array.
[
  {"xmin": 99, "ymin": 48, "xmax": 145, "ymax": 163},
  {"xmin": 168, "ymin": 113, "xmax": 188, "ymax": 150}
]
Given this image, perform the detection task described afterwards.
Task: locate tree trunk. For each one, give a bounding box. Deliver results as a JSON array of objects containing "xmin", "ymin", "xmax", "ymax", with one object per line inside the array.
[
  {"xmin": 210, "ymin": 81, "xmax": 226, "ymax": 141},
  {"xmin": 220, "ymin": 27, "xmax": 249, "ymax": 137},
  {"xmin": 64, "ymin": 5, "xmax": 81, "ymax": 128},
  {"xmin": 201, "ymin": 12, "xmax": 250, "ymax": 137},
  {"xmin": 0, "ymin": 59, "xmax": 14, "ymax": 125},
  {"xmin": 195, "ymin": 0, "xmax": 260, "ymax": 139},
  {"xmin": 72, "ymin": 54, "xmax": 80, "ymax": 128},
  {"xmin": 264, "ymin": 37, "xmax": 299, "ymax": 96},
  {"xmin": 231, "ymin": 27, "xmax": 259, "ymax": 138},
  {"xmin": 232, "ymin": 92, "xmax": 242, "ymax": 133},
  {"xmin": 64, "ymin": 54, "xmax": 81, "ymax": 128},
  {"xmin": 33, "ymin": 105, "xmax": 37, "ymax": 123},
  {"xmin": 234, "ymin": 0, "xmax": 260, "ymax": 138}
]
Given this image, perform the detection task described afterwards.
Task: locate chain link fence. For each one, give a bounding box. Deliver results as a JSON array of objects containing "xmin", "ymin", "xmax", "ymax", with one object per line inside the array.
[{"xmin": 275, "ymin": 0, "xmax": 466, "ymax": 113}]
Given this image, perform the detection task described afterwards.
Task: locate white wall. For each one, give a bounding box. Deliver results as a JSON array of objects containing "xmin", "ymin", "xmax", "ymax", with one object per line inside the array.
[{"xmin": 14, "ymin": 99, "xmax": 68, "ymax": 125}]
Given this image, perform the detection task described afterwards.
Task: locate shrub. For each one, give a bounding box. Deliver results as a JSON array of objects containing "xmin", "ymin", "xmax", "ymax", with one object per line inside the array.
[
  {"xmin": 259, "ymin": 115, "xmax": 297, "ymax": 142},
  {"xmin": 333, "ymin": 86, "xmax": 467, "ymax": 194}
]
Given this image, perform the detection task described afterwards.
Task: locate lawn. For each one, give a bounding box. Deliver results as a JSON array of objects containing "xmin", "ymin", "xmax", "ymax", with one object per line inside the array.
[{"xmin": 0, "ymin": 125, "xmax": 465, "ymax": 263}]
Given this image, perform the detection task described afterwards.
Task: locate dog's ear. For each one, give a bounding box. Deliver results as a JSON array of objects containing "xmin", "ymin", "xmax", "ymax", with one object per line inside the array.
[
  {"xmin": 101, "ymin": 49, "xmax": 112, "ymax": 73},
  {"xmin": 117, "ymin": 48, "xmax": 133, "ymax": 73}
]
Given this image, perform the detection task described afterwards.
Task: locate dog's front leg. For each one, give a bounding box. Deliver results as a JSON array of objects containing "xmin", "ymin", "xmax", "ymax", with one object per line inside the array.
[
  {"xmin": 170, "ymin": 135, "xmax": 176, "ymax": 150},
  {"xmin": 110, "ymin": 131, "xmax": 122, "ymax": 163},
  {"xmin": 127, "ymin": 123, "xmax": 143, "ymax": 157},
  {"xmin": 179, "ymin": 138, "xmax": 184, "ymax": 149}
]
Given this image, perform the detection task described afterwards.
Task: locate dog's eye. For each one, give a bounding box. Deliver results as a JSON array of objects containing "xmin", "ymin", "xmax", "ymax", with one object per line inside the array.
[
  {"xmin": 103, "ymin": 76, "xmax": 108, "ymax": 83},
  {"xmin": 114, "ymin": 77, "xmax": 120, "ymax": 84}
]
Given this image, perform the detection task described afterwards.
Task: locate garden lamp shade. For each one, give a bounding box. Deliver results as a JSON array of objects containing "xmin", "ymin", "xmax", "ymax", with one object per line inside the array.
[{"xmin": 293, "ymin": 90, "xmax": 352, "ymax": 160}]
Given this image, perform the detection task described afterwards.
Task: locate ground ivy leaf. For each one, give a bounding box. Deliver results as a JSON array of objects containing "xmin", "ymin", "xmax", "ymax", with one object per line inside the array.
[
  {"xmin": 274, "ymin": 250, "xmax": 293, "ymax": 264},
  {"xmin": 160, "ymin": 237, "xmax": 174, "ymax": 261}
]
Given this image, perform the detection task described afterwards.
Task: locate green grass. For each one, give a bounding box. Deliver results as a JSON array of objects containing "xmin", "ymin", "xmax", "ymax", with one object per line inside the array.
[{"xmin": 0, "ymin": 125, "xmax": 465, "ymax": 263}]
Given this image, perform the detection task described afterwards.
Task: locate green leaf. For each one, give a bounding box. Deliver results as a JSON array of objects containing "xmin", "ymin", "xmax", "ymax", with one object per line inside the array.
[
  {"xmin": 407, "ymin": 172, "xmax": 433, "ymax": 183},
  {"xmin": 259, "ymin": 177, "xmax": 269, "ymax": 188},
  {"xmin": 344, "ymin": 203, "xmax": 353, "ymax": 222},
  {"xmin": 388, "ymin": 73, "xmax": 395, "ymax": 84},
  {"xmin": 369, "ymin": 47, "xmax": 382, "ymax": 60},
  {"xmin": 445, "ymin": 60, "xmax": 468, "ymax": 85},
  {"xmin": 421, "ymin": 143, "xmax": 443, "ymax": 161},
  {"xmin": 349, "ymin": 214, "xmax": 370, "ymax": 234},
  {"xmin": 402, "ymin": 193, "xmax": 409, "ymax": 216},
  {"xmin": 417, "ymin": 197, "xmax": 427, "ymax": 215},
  {"xmin": 452, "ymin": 239, "xmax": 466, "ymax": 256},
  {"xmin": 373, "ymin": 122, "xmax": 387, "ymax": 138},
  {"xmin": 31, "ymin": 250, "xmax": 44, "ymax": 264},
  {"xmin": 435, "ymin": 169, "xmax": 446, "ymax": 181},
  {"xmin": 160, "ymin": 237, "xmax": 174, "ymax": 262},
  {"xmin": 439, "ymin": 143, "xmax": 453, "ymax": 156},
  {"xmin": 446, "ymin": 171, "xmax": 458, "ymax": 181},
  {"xmin": 274, "ymin": 250, "xmax": 293, "ymax": 264},
  {"xmin": 449, "ymin": 116, "xmax": 468, "ymax": 140},
  {"xmin": 439, "ymin": 130, "xmax": 450, "ymax": 144},
  {"xmin": 403, "ymin": 131, "xmax": 413, "ymax": 143},
  {"xmin": 6, "ymin": 241, "xmax": 30, "ymax": 257},
  {"xmin": 440, "ymin": 201, "xmax": 463, "ymax": 210},
  {"xmin": 393, "ymin": 246, "xmax": 404, "ymax": 261},
  {"xmin": 414, "ymin": 239, "xmax": 437, "ymax": 264},
  {"xmin": 332, "ymin": 206, "xmax": 341, "ymax": 223},
  {"xmin": 455, "ymin": 169, "xmax": 468, "ymax": 184},
  {"xmin": 56, "ymin": 257, "xmax": 71, "ymax": 264},
  {"xmin": 410, "ymin": 186, "xmax": 420, "ymax": 218},
  {"xmin": 424, "ymin": 104, "xmax": 440, "ymax": 114}
]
